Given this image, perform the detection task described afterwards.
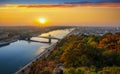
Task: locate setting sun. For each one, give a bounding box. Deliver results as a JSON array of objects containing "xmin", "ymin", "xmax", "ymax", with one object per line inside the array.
[{"xmin": 38, "ymin": 18, "xmax": 46, "ymax": 24}]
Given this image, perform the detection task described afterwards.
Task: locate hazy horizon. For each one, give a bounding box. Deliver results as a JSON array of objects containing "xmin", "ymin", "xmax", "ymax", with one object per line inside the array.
[{"xmin": 0, "ymin": 0, "xmax": 120, "ymax": 26}]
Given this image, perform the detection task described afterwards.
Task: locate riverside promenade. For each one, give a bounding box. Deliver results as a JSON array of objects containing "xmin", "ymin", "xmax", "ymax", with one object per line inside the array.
[{"xmin": 15, "ymin": 28, "xmax": 75, "ymax": 74}]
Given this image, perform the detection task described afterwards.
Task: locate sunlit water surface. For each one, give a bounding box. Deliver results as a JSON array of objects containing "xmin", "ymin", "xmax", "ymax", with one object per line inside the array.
[{"xmin": 0, "ymin": 29, "xmax": 72, "ymax": 74}]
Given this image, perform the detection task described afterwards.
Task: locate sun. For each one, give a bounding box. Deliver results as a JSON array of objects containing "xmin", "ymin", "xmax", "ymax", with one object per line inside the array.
[{"xmin": 38, "ymin": 18, "xmax": 46, "ymax": 24}]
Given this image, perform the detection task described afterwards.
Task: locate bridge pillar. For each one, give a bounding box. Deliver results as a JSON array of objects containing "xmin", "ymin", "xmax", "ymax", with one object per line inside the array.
[{"xmin": 48, "ymin": 34, "xmax": 51, "ymax": 43}]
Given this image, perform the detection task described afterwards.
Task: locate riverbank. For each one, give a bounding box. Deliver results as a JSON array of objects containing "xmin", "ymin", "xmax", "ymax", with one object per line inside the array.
[
  {"xmin": 25, "ymin": 30, "xmax": 120, "ymax": 74},
  {"xmin": 0, "ymin": 38, "xmax": 18, "ymax": 47},
  {"xmin": 15, "ymin": 43, "xmax": 57, "ymax": 74},
  {"xmin": 0, "ymin": 26, "xmax": 73, "ymax": 47},
  {"xmin": 15, "ymin": 28, "xmax": 75, "ymax": 74}
]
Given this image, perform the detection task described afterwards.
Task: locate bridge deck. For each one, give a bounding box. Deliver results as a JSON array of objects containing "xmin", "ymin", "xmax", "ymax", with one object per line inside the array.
[
  {"xmin": 28, "ymin": 40, "xmax": 51, "ymax": 43},
  {"xmin": 26, "ymin": 36, "xmax": 61, "ymax": 43},
  {"xmin": 38, "ymin": 36, "xmax": 61, "ymax": 40}
]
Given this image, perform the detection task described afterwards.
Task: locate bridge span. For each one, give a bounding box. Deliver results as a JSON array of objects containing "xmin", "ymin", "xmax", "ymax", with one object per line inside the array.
[
  {"xmin": 38, "ymin": 36, "xmax": 60, "ymax": 40},
  {"xmin": 27, "ymin": 35, "xmax": 61, "ymax": 43}
]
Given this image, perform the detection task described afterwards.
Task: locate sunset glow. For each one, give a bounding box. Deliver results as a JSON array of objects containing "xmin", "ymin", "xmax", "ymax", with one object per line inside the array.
[
  {"xmin": 38, "ymin": 18, "xmax": 46, "ymax": 24},
  {"xmin": 0, "ymin": 3, "xmax": 120, "ymax": 26},
  {"xmin": 0, "ymin": 0, "xmax": 120, "ymax": 73}
]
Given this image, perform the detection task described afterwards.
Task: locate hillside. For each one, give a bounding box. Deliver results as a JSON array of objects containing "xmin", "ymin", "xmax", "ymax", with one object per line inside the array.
[{"xmin": 28, "ymin": 33, "xmax": 120, "ymax": 74}]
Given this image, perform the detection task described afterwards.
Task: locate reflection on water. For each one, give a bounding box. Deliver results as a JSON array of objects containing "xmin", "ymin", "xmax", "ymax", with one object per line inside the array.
[
  {"xmin": 31, "ymin": 37, "xmax": 50, "ymax": 42},
  {"xmin": 31, "ymin": 29, "xmax": 73, "ymax": 43},
  {"xmin": 36, "ymin": 46, "xmax": 47, "ymax": 55},
  {"xmin": 0, "ymin": 40, "xmax": 48, "ymax": 74},
  {"xmin": 40, "ymin": 29, "xmax": 73, "ymax": 39},
  {"xmin": 0, "ymin": 28, "xmax": 73, "ymax": 74}
]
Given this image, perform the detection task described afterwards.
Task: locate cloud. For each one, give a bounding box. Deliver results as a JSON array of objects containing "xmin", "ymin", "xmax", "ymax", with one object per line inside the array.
[
  {"xmin": 1, "ymin": 2, "xmax": 120, "ymax": 8},
  {"xmin": 17, "ymin": 4, "xmax": 77, "ymax": 8},
  {"xmin": 64, "ymin": 2, "xmax": 120, "ymax": 8}
]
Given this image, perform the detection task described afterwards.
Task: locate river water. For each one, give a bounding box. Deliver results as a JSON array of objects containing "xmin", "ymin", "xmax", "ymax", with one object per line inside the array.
[{"xmin": 0, "ymin": 29, "xmax": 73, "ymax": 74}]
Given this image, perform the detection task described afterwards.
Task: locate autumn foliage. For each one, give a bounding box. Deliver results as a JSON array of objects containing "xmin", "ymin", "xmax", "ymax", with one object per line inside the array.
[{"xmin": 28, "ymin": 33, "xmax": 120, "ymax": 74}]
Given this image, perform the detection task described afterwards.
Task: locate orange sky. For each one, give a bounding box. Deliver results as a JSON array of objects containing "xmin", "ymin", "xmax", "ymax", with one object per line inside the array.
[{"xmin": 0, "ymin": 3, "xmax": 120, "ymax": 26}]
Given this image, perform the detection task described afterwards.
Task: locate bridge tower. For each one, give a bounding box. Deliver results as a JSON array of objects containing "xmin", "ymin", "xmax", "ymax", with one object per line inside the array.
[{"xmin": 48, "ymin": 34, "xmax": 51, "ymax": 43}]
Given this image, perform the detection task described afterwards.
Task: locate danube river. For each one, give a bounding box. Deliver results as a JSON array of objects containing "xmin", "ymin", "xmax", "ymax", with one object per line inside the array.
[{"xmin": 0, "ymin": 29, "xmax": 73, "ymax": 74}]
